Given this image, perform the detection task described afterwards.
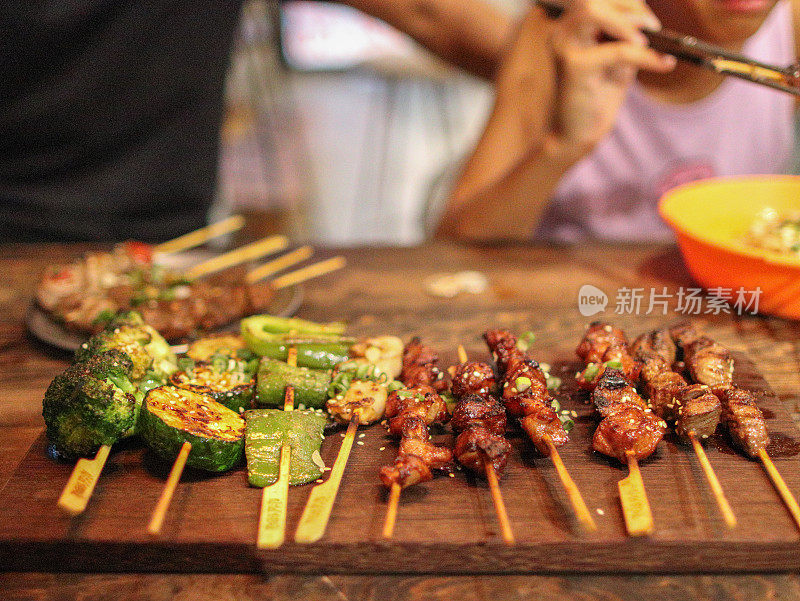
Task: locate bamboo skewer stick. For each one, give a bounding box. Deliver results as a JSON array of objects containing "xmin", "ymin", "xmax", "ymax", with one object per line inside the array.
[
  {"xmin": 257, "ymin": 347, "xmax": 297, "ymax": 549},
  {"xmin": 484, "ymin": 460, "xmax": 515, "ymax": 545},
  {"xmin": 246, "ymin": 246, "xmax": 314, "ymax": 284},
  {"xmin": 185, "ymin": 235, "xmax": 288, "ymax": 279},
  {"xmin": 618, "ymin": 451, "xmax": 654, "ymax": 536},
  {"xmin": 271, "ymin": 256, "xmax": 346, "ymax": 290},
  {"xmin": 544, "ymin": 437, "xmax": 597, "ymax": 532},
  {"xmin": 57, "ymin": 444, "xmax": 111, "ymax": 515},
  {"xmin": 147, "ymin": 441, "xmax": 192, "ymax": 535},
  {"xmin": 295, "ymin": 413, "xmax": 359, "ymax": 543},
  {"xmin": 456, "ymin": 345, "xmax": 515, "ymax": 545},
  {"xmin": 759, "ymin": 448, "xmax": 800, "ymax": 531},
  {"xmin": 153, "ymin": 215, "xmax": 245, "ymax": 255},
  {"xmin": 382, "ymin": 482, "xmax": 402, "ymax": 539},
  {"xmin": 688, "ymin": 432, "xmax": 737, "ymax": 529}
]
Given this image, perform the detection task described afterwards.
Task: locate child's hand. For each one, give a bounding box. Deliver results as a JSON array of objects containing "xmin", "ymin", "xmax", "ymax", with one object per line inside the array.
[{"xmin": 550, "ymin": 0, "xmax": 676, "ymax": 156}]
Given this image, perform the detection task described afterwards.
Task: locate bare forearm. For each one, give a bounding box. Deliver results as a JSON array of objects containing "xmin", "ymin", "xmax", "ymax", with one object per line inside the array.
[
  {"xmin": 437, "ymin": 136, "xmax": 578, "ymax": 241},
  {"xmin": 338, "ymin": 0, "xmax": 513, "ymax": 79},
  {"xmin": 436, "ymin": 7, "xmax": 566, "ymax": 241}
]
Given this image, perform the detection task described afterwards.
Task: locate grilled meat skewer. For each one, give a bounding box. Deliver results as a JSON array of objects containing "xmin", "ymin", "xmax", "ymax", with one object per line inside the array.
[
  {"xmin": 485, "ymin": 330, "xmax": 597, "ymax": 532},
  {"xmin": 453, "ymin": 426, "xmax": 512, "ymax": 476},
  {"xmin": 400, "ymin": 338, "xmax": 448, "ymax": 393},
  {"xmin": 450, "ymin": 347, "xmax": 517, "ymax": 544},
  {"xmin": 449, "ymin": 359, "xmax": 512, "ymax": 478},
  {"xmin": 451, "ymin": 394, "xmax": 507, "ymax": 436},
  {"xmin": 575, "ymin": 322, "xmax": 640, "ymax": 389},
  {"xmin": 632, "ymin": 328, "xmax": 721, "ymax": 440},
  {"xmin": 576, "ymin": 323, "xmax": 666, "ymax": 462},
  {"xmin": 670, "ymin": 324, "xmax": 769, "ymax": 458},
  {"xmin": 380, "ymin": 340, "xmax": 452, "ymax": 490},
  {"xmin": 713, "ymin": 386, "xmax": 770, "ymax": 459},
  {"xmin": 591, "ymin": 370, "xmax": 666, "ymax": 462},
  {"xmin": 484, "ymin": 329, "xmax": 569, "ymax": 455}
]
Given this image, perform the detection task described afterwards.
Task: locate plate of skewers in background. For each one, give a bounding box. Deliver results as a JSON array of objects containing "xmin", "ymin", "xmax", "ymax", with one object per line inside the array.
[{"xmin": 26, "ymin": 243, "xmax": 304, "ymax": 353}]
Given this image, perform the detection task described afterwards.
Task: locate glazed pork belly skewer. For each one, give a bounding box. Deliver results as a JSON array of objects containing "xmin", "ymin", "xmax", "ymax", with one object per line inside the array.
[
  {"xmin": 399, "ymin": 337, "xmax": 449, "ymax": 393},
  {"xmin": 632, "ymin": 329, "xmax": 736, "ymax": 528},
  {"xmin": 575, "ymin": 322, "xmax": 640, "ymax": 390},
  {"xmin": 670, "ymin": 323, "xmax": 800, "ymax": 530},
  {"xmin": 668, "ymin": 323, "xmax": 769, "ymax": 457},
  {"xmin": 380, "ymin": 339, "xmax": 453, "ymax": 539},
  {"xmin": 575, "ymin": 324, "xmax": 667, "ymax": 463},
  {"xmin": 575, "ymin": 323, "xmax": 666, "ymax": 536},
  {"xmin": 484, "ymin": 330, "xmax": 596, "ymax": 532},
  {"xmin": 451, "ymin": 346, "xmax": 515, "ymax": 544}
]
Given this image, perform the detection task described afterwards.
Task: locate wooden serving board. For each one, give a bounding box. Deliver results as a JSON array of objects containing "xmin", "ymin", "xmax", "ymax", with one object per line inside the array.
[{"xmin": 2, "ymin": 351, "xmax": 800, "ymax": 574}]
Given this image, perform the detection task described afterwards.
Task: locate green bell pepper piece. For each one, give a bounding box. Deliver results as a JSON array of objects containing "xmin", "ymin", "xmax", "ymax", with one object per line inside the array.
[
  {"xmin": 244, "ymin": 409, "xmax": 328, "ymax": 486},
  {"xmin": 255, "ymin": 358, "xmax": 332, "ymax": 409},
  {"xmin": 241, "ymin": 319, "xmax": 353, "ymax": 369},
  {"xmin": 240, "ymin": 315, "xmax": 346, "ymax": 336}
]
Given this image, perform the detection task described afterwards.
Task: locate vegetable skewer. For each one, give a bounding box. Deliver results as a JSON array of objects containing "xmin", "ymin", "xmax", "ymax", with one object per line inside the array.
[
  {"xmin": 454, "ymin": 345, "xmax": 515, "ymax": 545},
  {"xmin": 294, "ymin": 412, "xmax": 358, "ymax": 543},
  {"xmin": 141, "ymin": 386, "xmax": 246, "ymax": 531},
  {"xmin": 295, "ymin": 344, "xmax": 403, "ymax": 542},
  {"xmin": 51, "ymin": 313, "xmax": 179, "ymax": 515},
  {"xmin": 153, "ymin": 215, "xmax": 246, "ymax": 255},
  {"xmin": 257, "ymin": 347, "xmax": 297, "ymax": 549}
]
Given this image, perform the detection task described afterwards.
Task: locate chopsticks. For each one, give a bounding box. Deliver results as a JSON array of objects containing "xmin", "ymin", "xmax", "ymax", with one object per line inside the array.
[{"xmin": 535, "ymin": 1, "xmax": 800, "ymax": 96}]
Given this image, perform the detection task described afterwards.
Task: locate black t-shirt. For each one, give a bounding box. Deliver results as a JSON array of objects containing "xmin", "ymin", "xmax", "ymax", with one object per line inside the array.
[{"xmin": 0, "ymin": 1, "xmax": 244, "ymax": 242}]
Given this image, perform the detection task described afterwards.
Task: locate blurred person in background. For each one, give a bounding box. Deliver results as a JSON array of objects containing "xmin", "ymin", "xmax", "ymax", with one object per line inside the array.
[
  {"xmin": 0, "ymin": 0, "xmax": 511, "ymax": 242},
  {"xmin": 437, "ymin": 0, "xmax": 798, "ymax": 242}
]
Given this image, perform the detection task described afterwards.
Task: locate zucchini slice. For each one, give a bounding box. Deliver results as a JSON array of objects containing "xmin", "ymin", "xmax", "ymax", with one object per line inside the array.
[
  {"xmin": 139, "ymin": 386, "xmax": 245, "ymax": 472},
  {"xmin": 245, "ymin": 409, "xmax": 328, "ymax": 487},
  {"xmin": 170, "ymin": 360, "xmax": 255, "ymax": 412}
]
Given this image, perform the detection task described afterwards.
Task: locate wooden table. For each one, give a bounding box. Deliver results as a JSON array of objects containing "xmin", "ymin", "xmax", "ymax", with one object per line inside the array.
[{"xmin": 2, "ymin": 242, "xmax": 800, "ymax": 600}]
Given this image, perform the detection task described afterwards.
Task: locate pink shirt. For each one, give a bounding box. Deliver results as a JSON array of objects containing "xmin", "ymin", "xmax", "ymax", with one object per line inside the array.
[{"xmin": 535, "ymin": 1, "xmax": 796, "ymax": 242}]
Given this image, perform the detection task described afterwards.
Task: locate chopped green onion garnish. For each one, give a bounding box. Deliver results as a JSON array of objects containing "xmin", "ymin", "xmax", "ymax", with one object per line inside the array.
[
  {"xmin": 582, "ymin": 363, "xmax": 600, "ymax": 381},
  {"xmin": 603, "ymin": 360, "xmax": 623, "ymax": 369},
  {"xmin": 387, "ymin": 380, "xmax": 404, "ymax": 393},
  {"xmin": 546, "ymin": 375, "xmax": 562, "ymax": 391},
  {"xmin": 515, "ymin": 376, "xmax": 531, "ymax": 392}
]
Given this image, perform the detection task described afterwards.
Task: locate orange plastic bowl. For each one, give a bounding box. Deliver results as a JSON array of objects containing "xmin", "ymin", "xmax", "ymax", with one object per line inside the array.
[{"xmin": 659, "ymin": 176, "xmax": 800, "ymax": 320}]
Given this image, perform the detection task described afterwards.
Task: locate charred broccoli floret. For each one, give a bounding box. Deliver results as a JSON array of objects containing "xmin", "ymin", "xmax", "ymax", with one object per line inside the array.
[
  {"xmin": 141, "ymin": 323, "xmax": 177, "ymax": 378},
  {"xmin": 76, "ymin": 324, "xmax": 153, "ymax": 380},
  {"xmin": 107, "ymin": 310, "xmax": 146, "ymax": 329},
  {"xmin": 75, "ymin": 310, "xmax": 177, "ymax": 381},
  {"xmin": 43, "ymin": 350, "xmax": 140, "ymax": 458}
]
